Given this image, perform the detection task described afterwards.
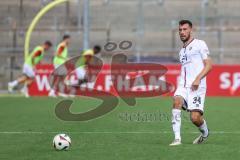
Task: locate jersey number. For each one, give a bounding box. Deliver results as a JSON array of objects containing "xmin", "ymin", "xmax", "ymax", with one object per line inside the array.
[{"xmin": 193, "ymin": 97, "xmax": 201, "ymax": 104}]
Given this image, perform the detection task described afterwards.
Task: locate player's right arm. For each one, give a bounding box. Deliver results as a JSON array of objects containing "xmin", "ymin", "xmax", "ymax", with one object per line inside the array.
[{"xmin": 31, "ymin": 50, "xmax": 42, "ymax": 65}]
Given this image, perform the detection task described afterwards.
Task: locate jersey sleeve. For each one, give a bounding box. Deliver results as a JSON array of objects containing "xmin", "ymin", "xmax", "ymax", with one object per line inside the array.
[
  {"xmin": 199, "ymin": 40, "xmax": 210, "ymax": 60},
  {"xmin": 33, "ymin": 50, "xmax": 42, "ymax": 58},
  {"xmin": 57, "ymin": 45, "xmax": 65, "ymax": 56}
]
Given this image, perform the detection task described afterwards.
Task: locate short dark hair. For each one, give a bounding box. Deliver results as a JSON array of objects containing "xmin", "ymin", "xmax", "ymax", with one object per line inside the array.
[
  {"xmin": 63, "ymin": 34, "xmax": 70, "ymax": 40},
  {"xmin": 44, "ymin": 41, "xmax": 52, "ymax": 47},
  {"xmin": 179, "ymin": 20, "xmax": 193, "ymax": 28},
  {"xmin": 93, "ymin": 45, "xmax": 101, "ymax": 54}
]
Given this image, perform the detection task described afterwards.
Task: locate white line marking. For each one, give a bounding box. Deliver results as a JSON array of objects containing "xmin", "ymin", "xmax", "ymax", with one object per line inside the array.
[{"xmin": 0, "ymin": 131, "xmax": 240, "ymax": 134}]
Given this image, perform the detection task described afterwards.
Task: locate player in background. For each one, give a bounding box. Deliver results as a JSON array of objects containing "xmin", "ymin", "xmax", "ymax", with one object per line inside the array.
[
  {"xmin": 76, "ymin": 45, "xmax": 101, "ymax": 85},
  {"xmin": 169, "ymin": 20, "xmax": 212, "ymax": 146},
  {"xmin": 64, "ymin": 45, "xmax": 102, "ymax": 88},
  {"xmin": 75, "ymin": 49, "xmax": 94, "ymax": 85},
  {"xmin": 74, "ymin": 45, "xmax": 102, "ymax": 85},
  {"xmin": 8, "ymin": 41, "xmax": 52, "ymax": 97},
  {"xmin": 48, "ymin": 35, "xmax": 70, "ymax": 97}
]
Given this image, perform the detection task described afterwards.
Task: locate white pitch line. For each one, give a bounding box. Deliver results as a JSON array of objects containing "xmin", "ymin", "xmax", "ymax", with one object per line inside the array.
[{"xmin": 0, "ymin": 131, "xmax": 240, "ymax": 134}]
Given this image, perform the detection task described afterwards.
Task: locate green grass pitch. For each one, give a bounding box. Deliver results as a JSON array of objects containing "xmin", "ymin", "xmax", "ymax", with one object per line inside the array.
[{"xmin": 0, "ymin": 96, "xmax": 240, "ymax": 160}]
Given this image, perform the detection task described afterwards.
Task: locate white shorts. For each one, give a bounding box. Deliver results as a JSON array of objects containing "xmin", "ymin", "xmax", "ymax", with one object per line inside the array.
[
  {"xmin": 22, "ymin": 64, "xmax": 35, "ymax": 78},
  {"xmin": 54, "ymin": 64, "xmax": 60, "ymax": 69},
  {"xmin": 174, "ymin": 86, "xmax": 206, "ymax": 114},
  {"xmin": 75, "ymin": 67, "xmax": 86, "ymax": 80},
  {"xmin": 54, "ymin": 64, "xmax": 68, "ymax": 76}
]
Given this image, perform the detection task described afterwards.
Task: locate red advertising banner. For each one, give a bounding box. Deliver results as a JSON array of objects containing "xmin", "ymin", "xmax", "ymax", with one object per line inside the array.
[
  {"xmin": 28, "ymin": 64, "xmax": 54, "ymax": 96},
  {"xmin": 207, "ymin": 65, "xmax": 240, "ymax": 96},
  {"xmin": 29, "ymin": 64, "xmax": 240, "ymax": 97}
]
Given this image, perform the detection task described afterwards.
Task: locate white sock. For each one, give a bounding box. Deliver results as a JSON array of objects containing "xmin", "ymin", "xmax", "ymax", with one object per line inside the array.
[
  {"xmin": 49, "ymin": 89, "xmax": 56, "ymax": 95},
  {"xmin": 199, "ymin": 120, "xmax": 208, "ymax": 137},
  {"xmin": 172, "ymin": 109, "xmax": 181, "ymax": 140},
  {"xmin": 23, "ymin": 84, "xmax": 28, "ymax": 92}
]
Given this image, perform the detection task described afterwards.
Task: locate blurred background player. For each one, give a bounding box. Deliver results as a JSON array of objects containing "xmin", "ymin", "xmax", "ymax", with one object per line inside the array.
[
  {"xmin": 49, "ymin": 35, "xmax": 70, "ymax": 97},
  {"xmin": 8, "ymin": 41, "xmax": 52, "ymax": 97},
  {"xmin": 170, "ymin": 20, "xmax": 212, "ymax": 146},
  {"xmin": 74, "ymin": 49, "xmax": 94, "ymax": 86},
  {"xmin": 74, "ymin": 45, "xmax": 102, "ymax": 86}
]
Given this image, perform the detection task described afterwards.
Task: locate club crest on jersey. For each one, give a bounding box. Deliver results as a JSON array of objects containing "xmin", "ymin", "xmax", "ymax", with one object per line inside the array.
[{"xmin": 189, "ymin": 47, "xmax": 192, "ymax": 51}]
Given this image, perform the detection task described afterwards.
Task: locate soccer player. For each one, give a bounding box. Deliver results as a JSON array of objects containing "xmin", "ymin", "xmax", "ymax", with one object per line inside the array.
[
  {"xmin": 70, "ymin": 45, "xmax": 101, "ymax": 87},
  {"xmin": 48, "ymin": 35, "xmax": 70, "ymax": 97},
  {"xmin": 75, "ymin": 49, "xmax": 94, "ymax": 85},
  {"xmin": 169, "ymin": 20, "xmax": 212, "ymax": 146},
  {"xmin": 59, "ymin": 46, "xmax": 102, "ymax": 98},
  {"xmin": 8, "ymin": 41, "xmax": 52, "ymax": 97}
]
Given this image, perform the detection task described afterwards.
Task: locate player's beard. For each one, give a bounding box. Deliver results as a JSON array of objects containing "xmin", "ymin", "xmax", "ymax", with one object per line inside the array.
[{"xmin": 181, "ymin": 34, "xmax": 191, "ymax": 43}]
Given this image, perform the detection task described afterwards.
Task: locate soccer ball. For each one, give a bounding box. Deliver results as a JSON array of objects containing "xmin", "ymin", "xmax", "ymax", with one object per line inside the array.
[{"xmin": 53, "ymin": 134, "xmax": 71, "ymax": 151}]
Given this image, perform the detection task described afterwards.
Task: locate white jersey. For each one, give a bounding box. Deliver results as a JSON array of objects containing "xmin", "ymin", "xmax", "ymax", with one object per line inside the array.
[{"xmin": 178, "ymin": 39, "xmax": 210, "ymax": 88}]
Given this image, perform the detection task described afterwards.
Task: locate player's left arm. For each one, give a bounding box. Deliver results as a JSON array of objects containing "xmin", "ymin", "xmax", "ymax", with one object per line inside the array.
[
  {"xmin": 191, "ymin": 41, "xmax": 213, "ymax": 91},
  {"xmin": 56, "ymin": 45, "xmax": 67, "ymax": 60}
]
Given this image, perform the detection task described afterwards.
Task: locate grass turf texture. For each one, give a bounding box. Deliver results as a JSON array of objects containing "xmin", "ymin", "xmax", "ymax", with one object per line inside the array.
[{"xmin": 0, "ymin": 96, "xmax": 240, "ymax": 160}]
